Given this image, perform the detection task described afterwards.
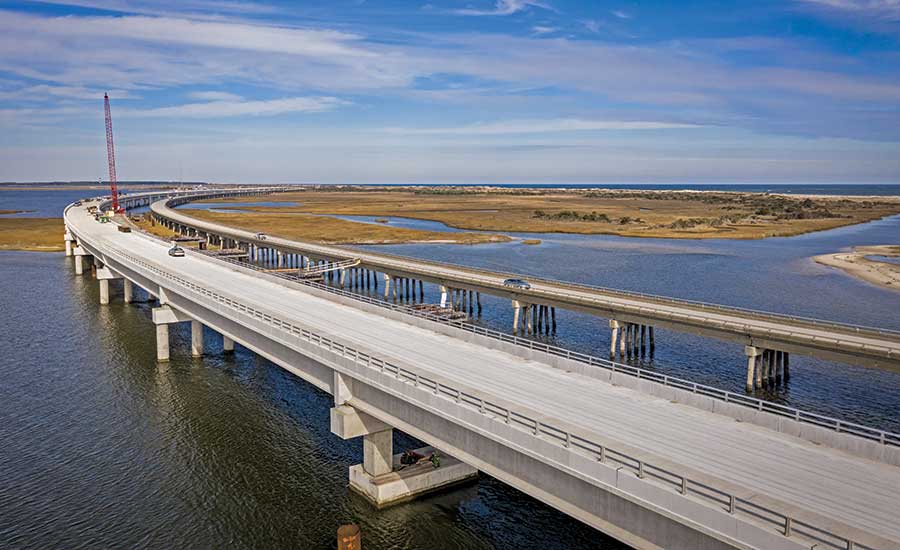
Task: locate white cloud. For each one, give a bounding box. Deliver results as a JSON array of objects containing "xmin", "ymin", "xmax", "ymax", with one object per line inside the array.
[
  {"xmin": 611, "ymin": 9, "xmax": 631, "ymax": 19},
  {"xmin": 0, "ymin": 10, "xmax": 373, "ymax": 59},
  {"xmin": 455, "ymin": 0, "xmax": 552, "ymax": 16},
  {"xmin": 383, "ymin": 118, "xmax": 702, "ymax": 135},
  {"xmin": 31, "ymin": 0, "xmax": 281, "ymax": 17},
  {"xmin": 189, "ymin": 91, "xmax": 244, "ymax": 101},
  {"xmin": 0, "ymin": 85, "xmax": 132, "ymax": 101},
  {"xmin": 123, "ymin": 96, "xmax": 347, "ymax": 118},
  {"xmin": 800, "ymin": 0, "xmax": 900, "ymax": 20},
  {"xmin": 531, "ymin": 25, "xmax": 557, "ymax": 35}
]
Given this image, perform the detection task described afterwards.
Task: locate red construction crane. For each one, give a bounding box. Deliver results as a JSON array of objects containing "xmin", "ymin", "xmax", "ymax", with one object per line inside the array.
[{"xmin": 103, "ymin": 93, "xmax": 122, "ymax": 213}]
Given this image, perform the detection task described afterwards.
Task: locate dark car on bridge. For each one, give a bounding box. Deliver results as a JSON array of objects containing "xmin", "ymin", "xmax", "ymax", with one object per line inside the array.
[{"xmin": 503, "ymin": 278, "xmax": 531, "ymax": 290}]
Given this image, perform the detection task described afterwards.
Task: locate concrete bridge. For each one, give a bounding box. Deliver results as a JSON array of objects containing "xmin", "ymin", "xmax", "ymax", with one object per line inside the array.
[
  {"xmin": 65, "ymin": 189, "xmax": 900, "ymax": 550},
  {"xmin": 148, "ymin": 192, "xmax": 900, "ymax": 392}
]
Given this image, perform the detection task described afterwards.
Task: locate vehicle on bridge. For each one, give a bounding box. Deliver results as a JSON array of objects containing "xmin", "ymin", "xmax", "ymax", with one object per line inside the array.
[
  {"xmin": 503, "ymin": 278, "xmax": 531, "ymax": 290},
  {"xmin": 256, "ymin": 232, "xmax": 268, "ymax": 240},
  {"xmin": 168, "ymin": 245, "xmax": 185, "ymax": 257}
]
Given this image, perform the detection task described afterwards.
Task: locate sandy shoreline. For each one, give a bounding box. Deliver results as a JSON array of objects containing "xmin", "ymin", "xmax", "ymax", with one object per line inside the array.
[{"xmin": 814, "ymin": 245, "xmax": 900, "ymax": 291}]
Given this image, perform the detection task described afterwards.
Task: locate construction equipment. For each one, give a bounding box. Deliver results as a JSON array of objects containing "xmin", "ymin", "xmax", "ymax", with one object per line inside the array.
[{"xmin": 103, "ymin": 93, "xmax": 123, "ymax": 214}]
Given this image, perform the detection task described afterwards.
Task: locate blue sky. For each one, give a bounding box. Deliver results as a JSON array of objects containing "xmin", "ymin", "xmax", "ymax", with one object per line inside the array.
[{"xmin": 1, "ymin": 0, "xmax": 900, "ymax": 184}]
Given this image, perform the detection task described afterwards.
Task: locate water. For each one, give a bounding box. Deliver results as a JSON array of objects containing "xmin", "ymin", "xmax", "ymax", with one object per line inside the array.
[
  {"xmin": 0, "ymin": 251, "xmax": 620, "ymax": 549},
  {"xmin": 0, "ymin": 187, "xmax": 169, "ymax": 217},
  {"xmin": 2, "ymin": 186, "xmax": 900, "ymax": 547}
]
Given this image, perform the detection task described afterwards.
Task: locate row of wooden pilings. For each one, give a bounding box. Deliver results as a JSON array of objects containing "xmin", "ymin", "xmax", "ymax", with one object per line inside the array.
[
  {"xmin": 512, "ymin": 300, "xmax": 556, "ymax": 335},
  {"xmin": 609, "ymin": 320, "xmax": 654, "ymax": 359},
  {"xmin": 441, "ymin": 286, "xmax": 483, "ymax": 315},
  {"xmin": 744, "ymin": 346, "xmax": 790, "ymax": 391}
]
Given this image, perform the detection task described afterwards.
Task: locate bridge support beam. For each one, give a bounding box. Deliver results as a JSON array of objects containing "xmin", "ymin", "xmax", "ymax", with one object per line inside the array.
[
  {"xmin": 330, "ymin": 371, "xmax": 477, "ymax": 508},
  {"xmin": 151, "ymin": 305, "xmax": 193, "ymax": 362},
  {"xmin": 64, "ymin": 231, "xmax": 74, "ymax": 256},
  {"xmin": 155, "ymin": 324, "xmax": 169, "ymax": 362},
  {"xmin": 609, "ymin": 320, "xmax": 619, "ymax": 358},
  {"xmin": 223, "ymin": 334, "xmax": 234, "ymax": 353},
  {"xmin": 191, "ymin": 320, "xmax": 204, "ymax": 357},
  {"xmin": 73, "ymin": 247, "xmax": 90, "ymax": 275},
  {"xmin": 745, "ymin": 346, "xmax": 760, "ymax": 391},
  {"xmin": 96, "ymin": 266, "xmax": 122, "ymax": 305},
  {"xmin": 123, "ymin": 279, "xmax": 133, "ymax": 303}
]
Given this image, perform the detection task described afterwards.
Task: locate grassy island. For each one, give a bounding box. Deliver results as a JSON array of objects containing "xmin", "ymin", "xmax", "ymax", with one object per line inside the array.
[{"xmin": 192, "ymin": 186, "xmax": 900, "ymax": 241}]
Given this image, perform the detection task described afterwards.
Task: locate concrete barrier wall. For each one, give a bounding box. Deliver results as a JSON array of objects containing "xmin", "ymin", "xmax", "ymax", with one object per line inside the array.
[{"xmin": 280, "ymin": 279, "xmax": 900, "ymax": 467}]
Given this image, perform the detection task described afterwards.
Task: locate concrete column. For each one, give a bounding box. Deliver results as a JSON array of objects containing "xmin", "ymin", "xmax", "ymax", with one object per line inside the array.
[
  {"xmin": 123, "ymin": 279, "xmax": 133, "ymax": 303},
  {"xmin": 75, "ymin": 254, "xmax": 84, "ymax": 275},
  {"xmin": 223, "ymin": 334, "xmax": 234, "ymax": 353},
  {"xmin": 640, "ymin": 325, "xmax": 647, "ymax": 355},
  {"xmin": 363, "ymin": 429, "xmax": 393, "ymax": 477},
  {"xmin": 340, "ymin": 269, "xmax": 347, "ymax": 288},
  {"xmin": 745, "ymin": 346, "xmax": 760, "ymax": 391},
  {"xmin": 783, "ymin": 352, "xmax": 791, "ymax": 381},
  {"xmin": 752, "ymin": 353, "xmax": 761, "ymax": 388},
  {"xmin": 624, "ymin": 324, "xmax": 632, "ymax": 357},
  {"xmin": 649, "ymin": 326, "xmax": 655, "ymax": 352},
  {"xmin": 775, "ymin": 351, "xmax": 783, "ymax": 383},
  {"xmin": 191, "ymin": 320, "xmax": 204, "ymax": 357},
  {"xmin": 383, "ymin": 274, "xmax": 391, "ymax": 299},
  {"xmin": 609, "ymin": 320, "xmax": 619, "ymax": 358},
  {"xmin": 512, "ymin": 300, "xmax": 521, "ymax": 332},
  {"xmin": 156, "ymin": 324, "xmax": 170, "ymax": 362},
  {"xmin": 99, "ymin": 279, "xmax": 110, "ymax": 305},
  {"xmin": 65, "ymin": 238, "xmax": 72, "ymax": 257},
  {"xmin": 440, "ymin": 285, "xmax": 449, "ymax": 308}
]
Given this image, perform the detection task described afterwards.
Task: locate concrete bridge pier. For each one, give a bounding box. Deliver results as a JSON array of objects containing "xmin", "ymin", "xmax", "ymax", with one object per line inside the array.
[
  {"xmin": 512, "ymin": 300, "xmax": 521, "ymax": 332},
  {"xmin": 96, "ymin": 266, "xmax": 123, "ymax": 305},
  {"xmin": 330, "ymin": 372, "xmax": 477, "ymax": 507},
  {"xmin": 441, "ymin": 286, "xmax": 449, "ymax": 308},
  {"xmin": 64, "ymin": 231, "xmax": 74, "ymax": 256},
  {"xmin": 609, "ymin": 320, "xmax": 620, "ymax": 358},
  {"xmin": 151, "ymin": 305, "xmax": 193, "ymax": 362},
  {"xmin": 191, "ymin": 321, "xmax": 204, "ymax": 357},
  {"xmin": 383, "ymin": 274, "xmax": 392, "ymax": 299},
  {"xmin": 223, "ymin": 335, "xmax": 234, "ymax": 353},
  {"xmin": 745, "ymin": 346, "xmax": 760, "ymax": 391},
  {"xmin": 123, "ymin": 279, "xmax": 133, "ymax": 303},
  {"xmin": 73, "ymin": 247, "xmax": 91, "ymax": 275}
]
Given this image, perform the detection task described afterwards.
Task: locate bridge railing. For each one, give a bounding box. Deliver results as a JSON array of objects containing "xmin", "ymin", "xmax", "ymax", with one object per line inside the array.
[
  {"xmin": 123, "ymin": 205, "xmax": 900, "ymax": 447},
  {"xmin": 350, "ymin": 247, "xmax": 900, "ymax": 339},
  {"xmin": 74, "ymin": 226, "xmax": 877, "ymax": 550},
  {"xmin": 186, "ymin": 249, "xmax": 900, "ymax": 450},
  {"xmin": 156, "ymin": 194, "xmax": 900, "ymax": 341}
]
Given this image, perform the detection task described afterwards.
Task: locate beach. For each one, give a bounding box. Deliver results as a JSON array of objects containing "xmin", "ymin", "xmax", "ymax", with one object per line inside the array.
[{"xmin": 815, "ymin": 245, "xmax": 900, "ymax": 291}]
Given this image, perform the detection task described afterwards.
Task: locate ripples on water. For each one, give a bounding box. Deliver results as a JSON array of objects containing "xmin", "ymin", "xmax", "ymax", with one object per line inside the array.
[{"xmin": 0, "ymin": 252, "xmax": 623, "ymax": 549}]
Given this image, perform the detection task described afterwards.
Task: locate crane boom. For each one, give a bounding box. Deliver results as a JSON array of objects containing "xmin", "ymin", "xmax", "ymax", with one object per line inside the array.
[{"xmin": 103, "ymin": 93, "xmax": 121, "ymax": 213}]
